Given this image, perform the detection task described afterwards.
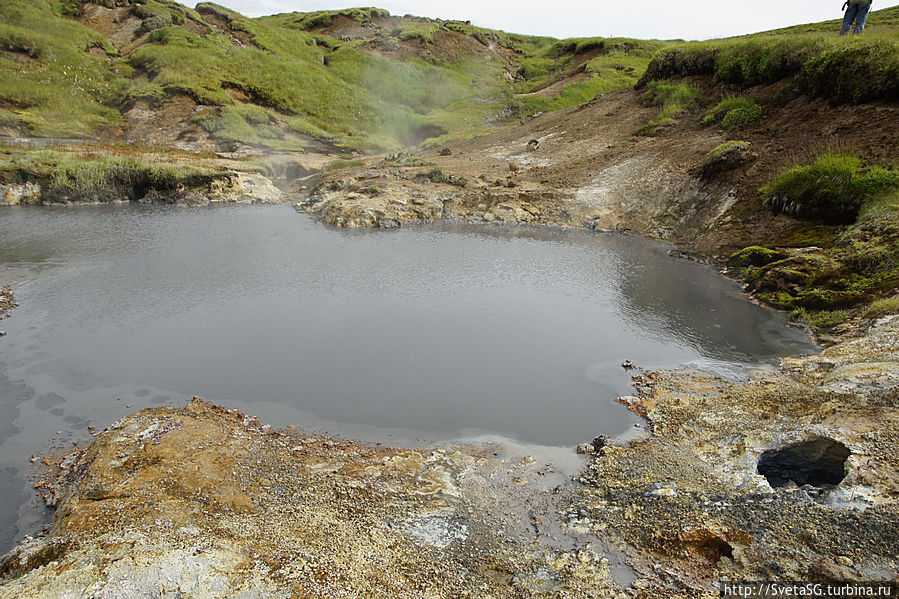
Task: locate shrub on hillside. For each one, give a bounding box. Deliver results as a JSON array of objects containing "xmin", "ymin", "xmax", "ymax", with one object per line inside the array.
[
  {"xmin": 639, "ymin": 36, "xmax": 899, "ymax": 103},
  {"xmin": 702, "ymin": 96, "xmax": 762, "ymax": 129},
  {"xmin": 761, "ymin": 152, "xmax": 899, "ymax": 223},
  {"xmin": 635, "ymin": 81, "xmax": 701, "ymax": 135}
]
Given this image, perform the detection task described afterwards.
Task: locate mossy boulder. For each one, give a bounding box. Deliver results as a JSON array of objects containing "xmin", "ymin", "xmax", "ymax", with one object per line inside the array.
[
  {"xmin": 701, "ymin": 141, "xmax": 753, "ymax": 179},
  {"xmin": 745, "ymin": 252, "xmax": 843, "ymax": 309},
  {"xmin": 727, "ymin": 245, "xmax": 787, "ymax": 267}
]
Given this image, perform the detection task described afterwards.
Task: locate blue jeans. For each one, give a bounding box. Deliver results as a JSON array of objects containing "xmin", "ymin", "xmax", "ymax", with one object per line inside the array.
[{"xmin": 840, "ymin": 3, "xmax": 871, "ymax": 35}]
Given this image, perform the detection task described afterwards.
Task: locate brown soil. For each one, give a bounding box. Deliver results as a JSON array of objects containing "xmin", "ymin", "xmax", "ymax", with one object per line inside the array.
[
  {"xmin": 319, "ymin": 13, "xmax": 387, "ymax": 40},
  {"xmin": 79, "ymin": 4, "xmax": 141, "ymax": 52},
  {"xmin": 200, "ymin": 10, "xmax": 253, "ymax": 47},
  {"xmin": 0, "ymin": 49, "xmax": 34, "ymax": 63},
  {"xmin": 124, "ymin": 94, "xmax": 217, "ymax": 150},
  {"xmin": 357, "ymin": 25, "xmax": 502, "ymax": 65},
  {"xmin": 304, "ymin": 77, "xmax": 897, "ymax": 260}
]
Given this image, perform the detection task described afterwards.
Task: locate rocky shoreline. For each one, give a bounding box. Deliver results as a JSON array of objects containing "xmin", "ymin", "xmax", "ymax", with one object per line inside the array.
[
  {"xmin": 1, "ymin": 310, "xmax": 896, "ymax": 596},
  {"xmin": 0, "ymin": 171, "xmax": 284, "ymax": 207}
]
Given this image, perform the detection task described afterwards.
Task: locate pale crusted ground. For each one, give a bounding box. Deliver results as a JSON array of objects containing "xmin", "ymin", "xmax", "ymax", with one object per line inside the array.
[
  {"xmin": 1, "ymin": 400, "xmax": 624, "ymax": 598},
  {"xmin": 571, "ymin": 315, "xmax": 899, "ymax": 595}
]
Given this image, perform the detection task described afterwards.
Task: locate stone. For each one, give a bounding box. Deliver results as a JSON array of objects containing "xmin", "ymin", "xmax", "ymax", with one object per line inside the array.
[
  {"xmin": 645, "ymin": 482, "xmax": 677, "ymax": 497},
  {"xmin": 207, "ymin": 173, "xmax": 283, "ymax": 204},
  {"xmin": 0, "ymin": 182, "xmax": 42, "ymax": 205},
  {"xmin": 576, "ymin": 443, "xmax": 596, "ymax": 455},
  {"xmin": 591, "ymin": 435, "xmax": 610, "ymax": 452}
]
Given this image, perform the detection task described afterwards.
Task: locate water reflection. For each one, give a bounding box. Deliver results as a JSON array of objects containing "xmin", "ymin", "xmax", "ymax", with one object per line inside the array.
[{"xmin": 0, "ymin": 204, "xmax": 819, "ymax": 553}]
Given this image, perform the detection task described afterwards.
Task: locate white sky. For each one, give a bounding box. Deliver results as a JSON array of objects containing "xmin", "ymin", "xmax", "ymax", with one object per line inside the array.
[{"xmin": 191, "ymin": 0, "xmax": 899, "ymax": 40}]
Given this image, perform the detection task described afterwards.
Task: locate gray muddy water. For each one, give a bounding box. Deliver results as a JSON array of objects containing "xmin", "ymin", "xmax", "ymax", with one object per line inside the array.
[{"xmin": 0, "ymin": 203, "xmax": 818, "ymax": 553}]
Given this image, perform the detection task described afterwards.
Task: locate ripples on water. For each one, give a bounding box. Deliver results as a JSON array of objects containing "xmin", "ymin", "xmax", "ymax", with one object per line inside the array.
[{"xmin": 0, "ymin": 203, "xmax": 819, "ymax": 552}]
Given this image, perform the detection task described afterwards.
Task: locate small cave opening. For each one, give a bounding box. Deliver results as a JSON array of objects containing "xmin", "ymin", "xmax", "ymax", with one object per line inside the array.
[{"xmin": 757, "ymin": 437, "xmax": 850, "ymax": 488}]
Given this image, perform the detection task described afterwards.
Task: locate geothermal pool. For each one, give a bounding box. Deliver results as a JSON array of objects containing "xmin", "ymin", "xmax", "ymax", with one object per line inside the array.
[{"xmin": 0, "ymin": 203, "xmax": 818, "ymax": 552}]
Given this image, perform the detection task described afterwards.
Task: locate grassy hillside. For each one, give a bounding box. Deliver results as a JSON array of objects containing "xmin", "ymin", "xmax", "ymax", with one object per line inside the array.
[
  {"xmin": 1, "ymin": 1, "xmax": 896, "ymax": 153},
  {"xmin": 639, "ymin": 6, "xmax": 899, "ymax": 103},
  {"xmin": 0, "ymin": 0, "xmax": 668, "ymax": 151},
  {"xmin": 0, "ymin": 0, "xmax": 127, "ymax": 136}
]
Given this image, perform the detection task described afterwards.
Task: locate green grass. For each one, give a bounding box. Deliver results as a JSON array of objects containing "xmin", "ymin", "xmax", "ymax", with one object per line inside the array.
[
  {"xmin": 325, "ymin": 159, "xmax": 364, "ymax": 170},
  {"xmin": 0, "ymin": 143, "xmax": 240, "ymax": 201},
  {"xmin": 0, "ymin": 0, "xmax": 128, "ymax": 136},
  {"xmin": 513, "ymin": 38, "xmax": 667, "ymax": 113},
  {"xmin": 0, "ymin": 1, "xmax": 517, "ymax": 149},
  {"xmin": 390, "ymin": 21, "xmax": 440, "ymax": 44},
  {"xmin": 702, "ymin": 96, "xmax": 762, "ymax": 130},
  {"xmin": 790, "ymin": 307, "xmax": 850, "ymax": 330},
  {"xmin": 2, "ymin": 1, "xmax": 896, "ymax": 151},
  {"xmin": 635, "ymin": 81, "xmax": 702, "ymax": 135},
  {"xmin": 761, "ymin": 151, "xmax": 899, "ymax": 223},
  {"xmin": 862, "ymin": 295, "xmax": 899, "ymax": 318},
  {"xmin": 272, "ymin": 8, "xmax": 390, "ymax": 31},
  {"xmin": 640, "ymin": 7, "xmax": 899, "ymax": 103}
]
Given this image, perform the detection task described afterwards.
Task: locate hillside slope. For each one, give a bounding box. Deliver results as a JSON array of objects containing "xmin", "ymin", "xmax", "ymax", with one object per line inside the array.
[{"xmin": 0, "ymin": 0, "xmax": 664, "ymax": 151}]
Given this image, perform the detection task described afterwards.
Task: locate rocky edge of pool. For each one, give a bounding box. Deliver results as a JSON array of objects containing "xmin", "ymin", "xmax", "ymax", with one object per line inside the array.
[{"xmin": 0, "ymin": 314, "xmax": 896, "ymax": 596}]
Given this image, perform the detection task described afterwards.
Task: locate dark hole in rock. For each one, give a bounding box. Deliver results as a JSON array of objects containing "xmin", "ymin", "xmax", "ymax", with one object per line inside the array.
[{"xmin": 757, "ymin": 437, "xmax": 850, "ymax": 488}]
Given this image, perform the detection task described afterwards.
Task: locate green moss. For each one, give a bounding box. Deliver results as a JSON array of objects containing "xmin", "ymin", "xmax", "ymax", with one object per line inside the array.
[
  {"xmin": 702, "ymin": 96, "xmax": 762, "ymax": 130},
  {"xmin": 702, "ymin": 140, "xmax": 751, "ymax": 171},
  {"xmin": 635, "ymin": 81, "xmax": 701, "ymax": 135},
  {"xmin": 728, "ymin": 245, "xmax": 787, "ymax": 267},
  {"xmin": 743, "ymin": 186, "xmax": 899, "ymax": 320},
  {"xmin": 757, "ymin": 291, "xmax": 798, "ymax": 310}
]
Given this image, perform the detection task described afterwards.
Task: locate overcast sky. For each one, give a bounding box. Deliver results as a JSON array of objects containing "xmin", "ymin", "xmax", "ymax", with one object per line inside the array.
[{"xmin": 194, "ymin": 0, "xmax": 899, "ymax": 40}]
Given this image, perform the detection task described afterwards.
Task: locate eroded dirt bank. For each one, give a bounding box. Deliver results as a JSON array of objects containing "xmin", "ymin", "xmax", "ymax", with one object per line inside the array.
[
  {"xmin": 298, "ymin": 84, "xmax": 897, "ymax": 259},
  {"xmin": 2, "ymin": 315, "xmax": 897, "ymax": 597}
]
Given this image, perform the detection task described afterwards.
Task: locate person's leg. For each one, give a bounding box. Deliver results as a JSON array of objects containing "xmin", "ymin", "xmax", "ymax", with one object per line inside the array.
[
  {"xmin": 840, "ymin": 4, "xmax": 859, "ymax": 35},
  {"xmin": 853, "ymin": 4, "xmax": 871, "ymax": 33}
]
